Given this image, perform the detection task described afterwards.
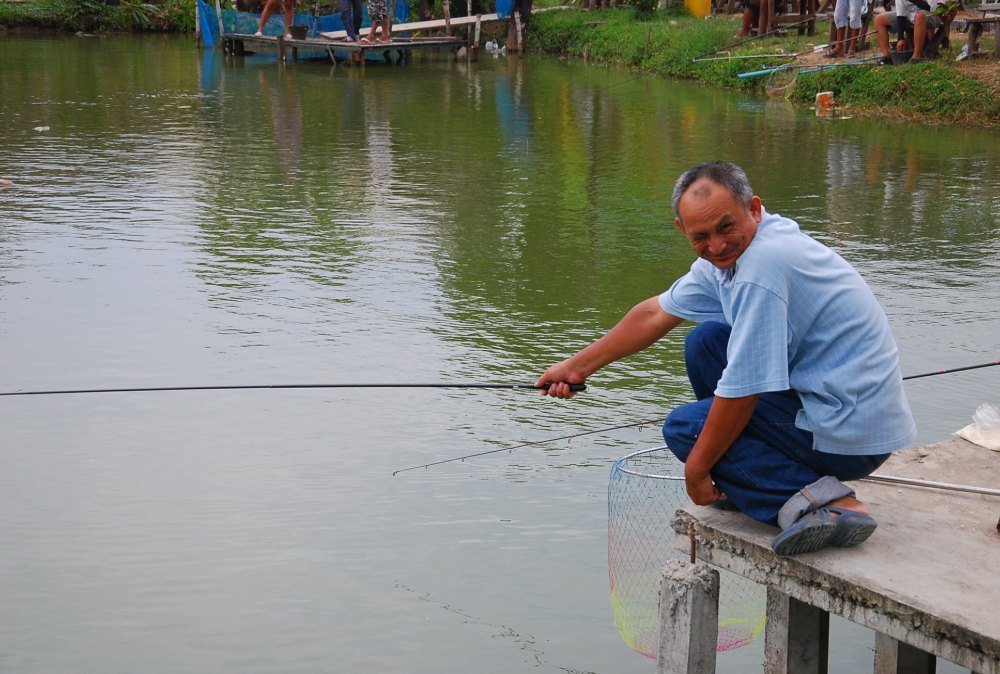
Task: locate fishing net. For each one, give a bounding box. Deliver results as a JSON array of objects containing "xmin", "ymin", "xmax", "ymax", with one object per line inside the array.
[
  {"xmin": 764, "ymin": 64, "xmax": 799, "ymax": 98},
  {"xmin": 608, "ymin": 445, "xmax": 766, "ymax": 659}
]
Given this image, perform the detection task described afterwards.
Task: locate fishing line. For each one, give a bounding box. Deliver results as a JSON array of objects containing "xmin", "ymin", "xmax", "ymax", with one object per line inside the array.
[
  {"xmin": 391, "ymin": 419, "xmax": 659, "ymax": 476},
  {"xmin": 0, "ymin": 382, "xmax": 587, "ymax": 397},
  {"xmin": 393, "ymin": 359, "xmax": 999, "ymax": 474}
]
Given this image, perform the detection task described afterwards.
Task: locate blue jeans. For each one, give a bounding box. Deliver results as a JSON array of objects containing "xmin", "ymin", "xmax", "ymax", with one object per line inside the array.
[
  {"xmin": 340, "ymin": 0, "xmax": 362, "ymax": 39},
  {"xmin": 662, "ymin": 322, "xmax": 888, "ymax": 527}
]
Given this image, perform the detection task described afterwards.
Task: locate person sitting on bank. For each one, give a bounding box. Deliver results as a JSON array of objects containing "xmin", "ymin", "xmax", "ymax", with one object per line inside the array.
[
  {"xmin": 536, "ymin": 161, "xmax": 916, "ymax": 556},
  {"xmin": 874, "ymin": 0, "xmax": 952, "ymax": 63},
  {"xmin": 827, "ymin": 0, "xmax": 866, "ymax": 58},
  {"xmin": 254, "ymin": 0, "xmax": 297, "ymax": 38},
  {"xmin": 360, "ymin": 0, "xmax": 391, "ymax": 43}
]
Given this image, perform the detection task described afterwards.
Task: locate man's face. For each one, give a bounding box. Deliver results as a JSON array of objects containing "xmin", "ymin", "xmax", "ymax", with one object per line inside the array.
[{"xmin": 674, "ymin": 178, "xmax": 762, "ymax": 270}]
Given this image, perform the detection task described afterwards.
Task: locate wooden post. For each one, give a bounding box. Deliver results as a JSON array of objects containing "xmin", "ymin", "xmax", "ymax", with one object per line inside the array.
[
  {"xmin": 657, "ymin": 560, "xmax": 719, "ymax": 674},
  {"xmin": 444, "ymin": 0, "xmax": 452, "ymax": 35},
  {"xmin": 764, "ymin": 588, "xmax": 829, "ymax": 674},
  {"xmin": 471, "ymin": 14, "xmax": 481, "ymax": 61},
  {"xmin": 513, "ymin": 10, "xmax": 523, "ymax": 54},
  {"xmin": 466, "ymin": 0, "xmax": 472, "ymax": 44},
  {"xmin": 874, "ymin": 633, "xmax": 937, "ymax": 674},
  {"xmin": 277, "ymin": 33, "xmax": 286, "ymax": 61},
  {"xmin": 195, "ymin": 0, "xmax": 202, "ymax": 47},
  {"xmin": 214, "ymin": 0, "xmax": 225, "ymax": 45}
]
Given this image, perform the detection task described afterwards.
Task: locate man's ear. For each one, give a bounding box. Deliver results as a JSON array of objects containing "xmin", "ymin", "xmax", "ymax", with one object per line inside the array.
[
  {"xmin": 748, "ymin": 195, "xmax": 763, "ymax": 223},
  {"xmin": 674, "ymin": 217, "xmax": 685, "ymax": 234}
]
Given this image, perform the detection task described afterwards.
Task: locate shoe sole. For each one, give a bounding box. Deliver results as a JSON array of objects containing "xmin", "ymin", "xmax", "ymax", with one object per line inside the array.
[{"xmin": 771, "ymin": 517, "xmax": 837, "ymax": 555}]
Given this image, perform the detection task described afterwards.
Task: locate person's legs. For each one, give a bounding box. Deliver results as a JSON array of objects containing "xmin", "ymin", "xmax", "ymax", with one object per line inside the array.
[
  {"xmin": 257, "ymin": 0, "xmax": 279, "ymax": 34},
  {"xmin": 740, "ymin": 5, "xmax": 754, "ymax": 36},
  {"xmin": 845, "ymin": 0, "xmax": 864, "ymax": 53},
  {"xmin": 340, "ymin": 0, "xmax": 358, "ymax": 39},
  {"xmin": 682, "ymin": 321, "xmax": 729, "ymax": 401},
  {"xmin": 875, "ymin": 11, "xmax": 893, "ymax": 58},
  {"xmin": 911, "ymin": 10, "xmax": 927, "ymax": 59},
  {"xmin": 283, "ymin": 0, "xmax": 295, "ymax": 37},
  {"xmin": 352, "ymin": 0, "xmax": 363, "ymax": 37},
  {"xmin": 832, "ymin": 0, "xmax": 849, "ymax": 54},
  {"xmin": 663, "ymin": 320, "xmax": 889, "ymax": 530}
]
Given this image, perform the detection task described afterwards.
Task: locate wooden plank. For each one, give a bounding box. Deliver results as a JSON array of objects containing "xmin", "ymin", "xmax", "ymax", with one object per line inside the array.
[
  {"xmin": 321, "ymin": 12, "xmax": 500, "ymax": 39},
  {"xmin": 319, "ymin": 5, "xmax": 566, "ymax": 40},
  {"xmin": 225, "ymin": 32, "xmax": 465, "ymax": 52}
]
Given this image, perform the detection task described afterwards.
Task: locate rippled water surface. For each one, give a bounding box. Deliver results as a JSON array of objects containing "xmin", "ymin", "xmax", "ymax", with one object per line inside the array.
[{"xmin": 2, "ymin": 34, "xmax": 998, "ymax": 673}]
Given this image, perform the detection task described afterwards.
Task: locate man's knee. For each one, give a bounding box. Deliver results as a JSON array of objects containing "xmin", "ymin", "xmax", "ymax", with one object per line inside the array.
[
  {"xmin": 662, "ymin": 403, "xmax": 708, "ymax": 462},
  {"xmin": 684, "ymin": 321, "xmax": 730, "ymax": 358}
]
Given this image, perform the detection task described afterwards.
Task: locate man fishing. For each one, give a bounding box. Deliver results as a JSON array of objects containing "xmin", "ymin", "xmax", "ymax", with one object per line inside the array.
[{"xmin": 536, "ymin": 161, "xmax": 916, "ymax": 556}]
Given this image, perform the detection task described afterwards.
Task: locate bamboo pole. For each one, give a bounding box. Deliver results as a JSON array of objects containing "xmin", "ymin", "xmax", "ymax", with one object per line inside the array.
[
  {"xmin": 195, "ymin": 0, "xmax": 202, "ymax": 47},
  {"xmin": 472, "ymin": 14, "xmax": 481, "ymax": 60},
  {"xmin": 513, "ymin": 9, "xmax": 522, "ymax": 54},
  {"xmin": 214, "ymin": 0, "xmax": 225, "ymax": 45}
]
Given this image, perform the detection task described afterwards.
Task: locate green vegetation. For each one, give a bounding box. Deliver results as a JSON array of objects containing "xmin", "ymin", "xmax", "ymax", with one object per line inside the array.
[
  {"xmin": 530, "ymin": 7, "xmax": 1000, "ymax": 125},
  {"xmin": 792, "ymin": 60, "xmax": 1000, "ymax": 125},
  {"xmin": 0, "ymin": 0, "xmax": 194, "ymax": 31}
]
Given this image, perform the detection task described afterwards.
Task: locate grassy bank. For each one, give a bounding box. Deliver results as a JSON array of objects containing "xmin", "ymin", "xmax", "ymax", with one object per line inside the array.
[
  {"xmin": 0, "ymin": 0, "xmax": 195, "ymax": 32},
  {"xmin": 529, "ymin": 7, "xmax": 1000, "ymax": 126}
]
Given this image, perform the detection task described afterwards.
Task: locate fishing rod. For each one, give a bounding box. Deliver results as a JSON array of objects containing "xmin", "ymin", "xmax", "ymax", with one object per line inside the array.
[
  {"xmin": 901, "ymin": 359, "xmax": 1000, "ymax": 380},
  {"xmin": 392, "ymin": 359, "xmax": 1000, "ymax": 474},
  {"xmin": 738, "ymin": 52, "xmax": 881, "ymax": 80},
  {"xmin": 0, "ymin": 382, "xmax": 587, "ymax": 397},
  {"xmin": 797, "ymin": 53, "xmax": 882, "ymax": 75},
  {"xmin": 691, "ymin": 52, "xmax": 796, "ymax": 62},
  {"xmin": 690, "ymin": 16, "xmax": 818, "ymax": 61},
  {"xmin": 391, "ymin": 419, "xmax": 661, "ymax": 476}
]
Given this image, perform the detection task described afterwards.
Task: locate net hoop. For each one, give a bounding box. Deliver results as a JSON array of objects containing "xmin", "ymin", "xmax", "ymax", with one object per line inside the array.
[{"xmin": 608, "ymin": 445, "xmax": 766, "ymax": 659}]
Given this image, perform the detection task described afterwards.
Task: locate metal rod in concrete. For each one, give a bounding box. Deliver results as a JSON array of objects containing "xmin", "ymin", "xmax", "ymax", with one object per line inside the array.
[{"xmin": 862, "ymin": 474, "xmax": 1000, "ymax": 498}]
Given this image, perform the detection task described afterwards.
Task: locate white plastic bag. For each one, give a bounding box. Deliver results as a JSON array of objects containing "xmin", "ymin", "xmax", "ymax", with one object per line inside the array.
[{"xmin": 956, "ymin": 403, "xmax": 1000, "ymax": 451}]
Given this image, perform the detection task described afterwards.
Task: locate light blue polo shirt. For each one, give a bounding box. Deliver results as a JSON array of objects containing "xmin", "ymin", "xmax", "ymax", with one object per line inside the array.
[{"xmin": 659, "ymin": 207, "xmax": 916, "ymax": 456}]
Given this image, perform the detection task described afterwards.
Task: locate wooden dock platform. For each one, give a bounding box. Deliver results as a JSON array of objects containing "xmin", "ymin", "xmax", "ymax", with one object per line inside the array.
[
  {"xmin": 661, "ymin": 437, "xmax": 1000, "ymax": 673},
  {"xmin": 223, "ymin": 32, "xmax": 466, "ymax": 64}
]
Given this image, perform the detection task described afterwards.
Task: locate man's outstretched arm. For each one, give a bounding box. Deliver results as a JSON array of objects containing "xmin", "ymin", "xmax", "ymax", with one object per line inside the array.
[{"xmin": 535, "ymin": 296, "xmax": 683, "ymax": 399}]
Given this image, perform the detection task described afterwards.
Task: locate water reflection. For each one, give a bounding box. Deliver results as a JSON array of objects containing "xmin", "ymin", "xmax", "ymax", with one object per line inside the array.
[{"xmin": 1, "ymin": 35, "xmax": 997, "ymax": 674}]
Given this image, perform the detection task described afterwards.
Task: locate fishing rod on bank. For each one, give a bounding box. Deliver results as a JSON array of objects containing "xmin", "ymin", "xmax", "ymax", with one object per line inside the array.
[
  {"xmin": 0, "ymin": 382, "xmax": 587, "ymax": 397},
  {"xmin": 689, "ymin": 16, "xmax": 819, "ymax": 61},
  {"xmin": 391, "ymin": 359, "xmax": 1000, "ymax": 475}
]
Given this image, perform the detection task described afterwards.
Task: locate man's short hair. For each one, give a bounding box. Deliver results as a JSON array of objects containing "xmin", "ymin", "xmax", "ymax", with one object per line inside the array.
[{"xmin": 671, "ymin": 162, "xmax": 754, "ymax": 223}]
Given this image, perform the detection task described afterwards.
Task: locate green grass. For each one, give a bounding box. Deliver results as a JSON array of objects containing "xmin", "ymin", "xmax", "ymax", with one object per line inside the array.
[
  {"xmin": 529, "ymin": 7, "xmax": 1000, "ymax": 125},
  {"xmin": 792, "ymin": 59, "xmax": 1000, "ymax": 124},
  {"xmin": 0, "ymin": 0, "xmax": 196, "ymax": 31}
]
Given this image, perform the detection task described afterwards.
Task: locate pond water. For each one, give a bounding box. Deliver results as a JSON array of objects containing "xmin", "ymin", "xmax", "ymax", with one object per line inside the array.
[{"xmin": 1, "ymin": 33, "xmax": 998, "ymax": 674}]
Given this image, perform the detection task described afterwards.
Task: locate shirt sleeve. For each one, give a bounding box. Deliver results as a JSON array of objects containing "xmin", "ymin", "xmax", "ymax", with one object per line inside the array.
[
  {"xmin": 658, "ymin": 263, "xmax": 727, "ymax": 324},
  {"xmin": 714, "ymin": 281, "xmax": 791, "ymax": 398}
]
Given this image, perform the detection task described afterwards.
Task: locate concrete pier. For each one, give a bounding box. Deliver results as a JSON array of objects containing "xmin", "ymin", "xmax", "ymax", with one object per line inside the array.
[
  {"xmin": 658, "ymin": 438, "xmax": 1000, "ymax": 674},
  {"xmin": 658, "ymin": 560, "xmax": 720, "ymax": 674}
]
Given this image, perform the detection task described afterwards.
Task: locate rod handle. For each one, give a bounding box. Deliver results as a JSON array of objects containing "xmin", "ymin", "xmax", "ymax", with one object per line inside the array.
[{"xmin": 537, "ymin": 383, "xmax": 587, "ymax": 392}]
